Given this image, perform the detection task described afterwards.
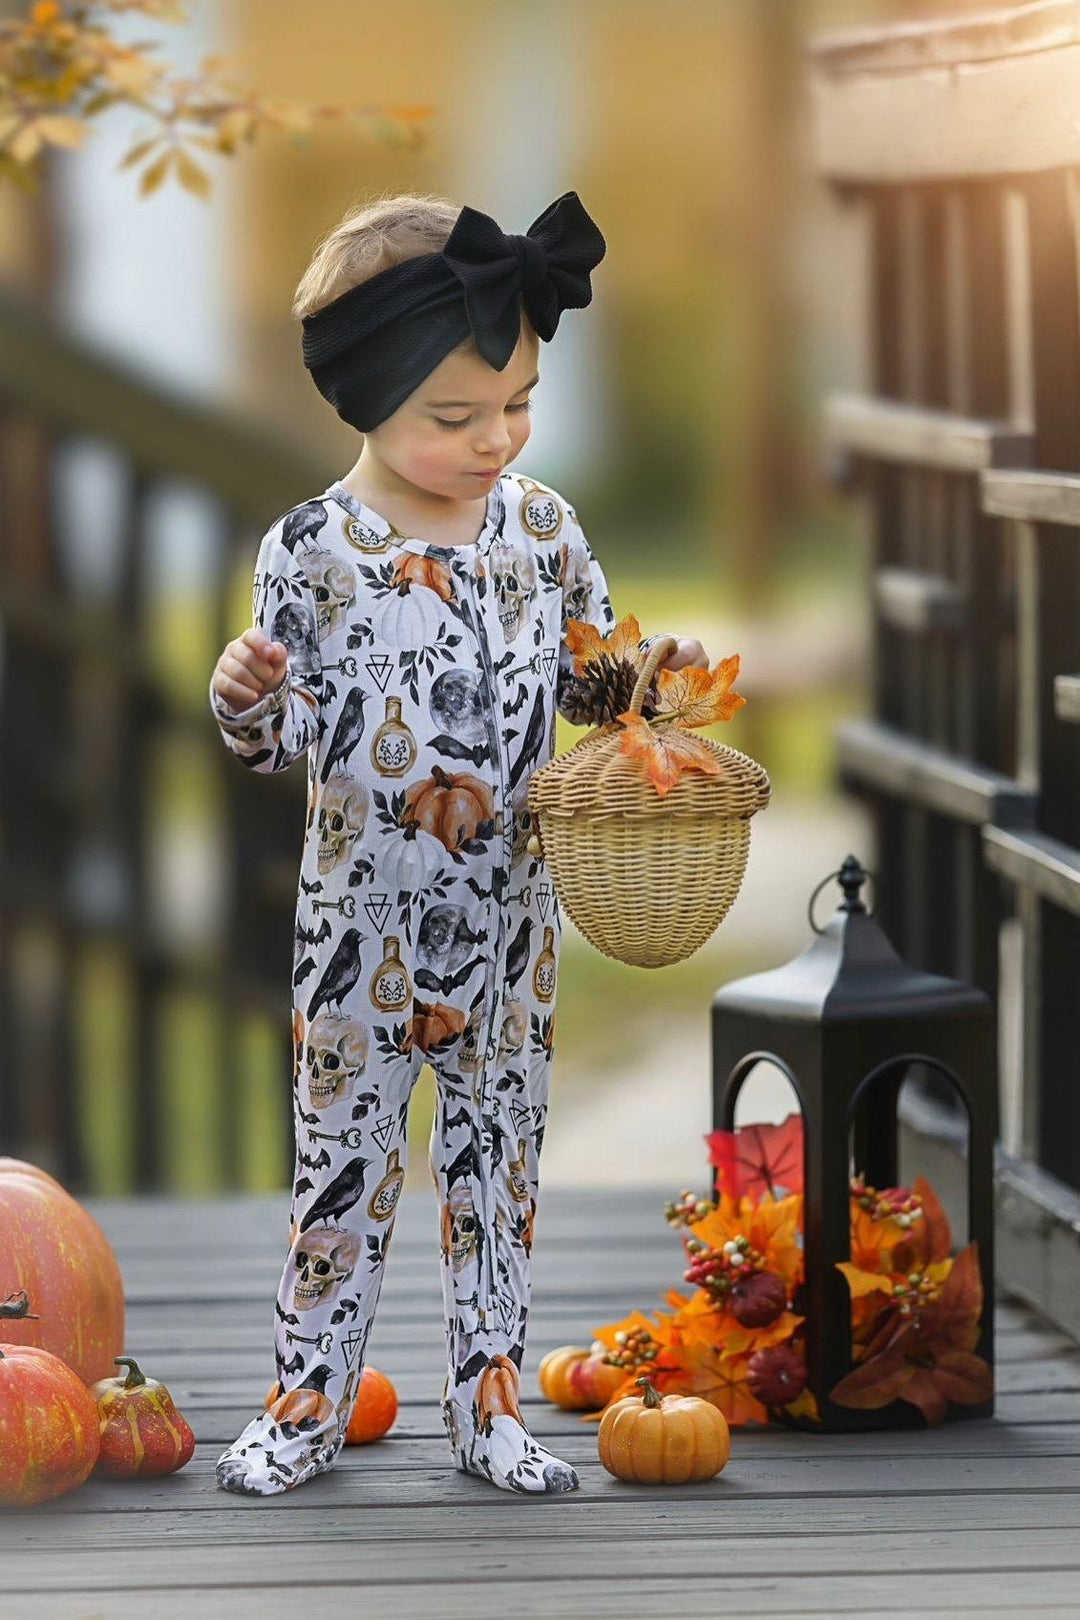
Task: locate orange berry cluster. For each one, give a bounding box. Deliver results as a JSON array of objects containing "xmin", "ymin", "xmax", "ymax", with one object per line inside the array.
[
  {"xmin": 603, "ymin": 1326, "xmax": 661, "ymax": 1370},
  {"xmin": 850, "ymin": 1175, "xmax": 922, "ymax": 1229}
]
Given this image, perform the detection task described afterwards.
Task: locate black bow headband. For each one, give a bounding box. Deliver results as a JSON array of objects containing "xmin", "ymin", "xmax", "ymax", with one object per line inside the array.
[{"xmin": 300, "ymin": 190, "xmax": 606, "ymax": 432}]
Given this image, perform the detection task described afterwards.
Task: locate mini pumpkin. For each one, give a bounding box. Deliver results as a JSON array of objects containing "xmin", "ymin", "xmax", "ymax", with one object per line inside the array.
[
  {"xmin": 537, "ymin": 1344, "xmax": 625, "ymax": 1411},
  {"xmin": 89, "ymin": 1355, "xmax": 196, "ymax": 1478},
  {"xmin": 344, "ymin": 1366, "xmax": 398, "ymax": 1444},
  {"xmin": 597, "ymin": 1375, "xmax": 731, "ymax": 1485},
  {"xmin": 0, "ymin": 1293, "xmax": 100, "ymax": 1507}
]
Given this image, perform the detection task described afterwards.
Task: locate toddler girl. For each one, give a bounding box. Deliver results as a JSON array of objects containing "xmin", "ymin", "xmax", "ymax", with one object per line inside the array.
[{"xmin": 209, "ymin": 190, "xmax": 707, "ymax": 1496}]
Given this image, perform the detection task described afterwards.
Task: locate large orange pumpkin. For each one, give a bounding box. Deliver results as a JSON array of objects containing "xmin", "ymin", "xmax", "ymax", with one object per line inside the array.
[
  {"xmin": 597, "ymin": 1375, "xmax": 731, "ymax": 1485},
  {"xmin": 0, "ymin": 1307, "xmax": 101, "ymax": 1507},
  {"xmin": 90, "ymin": 1355, "xmax": 196, "ymax": 1479},
  {"xmin": 537, "ymin": 1344, "xmax": 626, "ymax": 1411},
  {"xmin": 344, "ymin": 1366, "xmax": 398, "ymax": 1444},
  {"xmin": 0, "ymin": 1157, "xmax": 125, "ymax": 1385}
]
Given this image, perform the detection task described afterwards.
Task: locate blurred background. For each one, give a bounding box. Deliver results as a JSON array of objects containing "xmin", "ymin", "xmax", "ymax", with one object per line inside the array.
[{"xmin": 0, "ymin": 0, "xmax": 996, "ymax": 1198}]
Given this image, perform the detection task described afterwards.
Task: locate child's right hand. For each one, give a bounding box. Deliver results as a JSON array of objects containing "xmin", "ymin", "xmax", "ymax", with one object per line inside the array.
[{"xmin": 212, "ymin": 628, "xmax": 289, "ymax": 716}]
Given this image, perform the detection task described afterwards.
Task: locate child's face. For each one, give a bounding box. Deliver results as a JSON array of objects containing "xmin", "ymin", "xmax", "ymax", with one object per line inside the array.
[{"xmin": 365, "ymin": 320, "xmax": 540, "ymax": 501}]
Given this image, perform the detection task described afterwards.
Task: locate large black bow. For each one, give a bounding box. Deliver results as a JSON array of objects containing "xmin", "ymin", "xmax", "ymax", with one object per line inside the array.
[{"xmin": 441, "ymin": 191, "xmax": 606, "ymax": 370}]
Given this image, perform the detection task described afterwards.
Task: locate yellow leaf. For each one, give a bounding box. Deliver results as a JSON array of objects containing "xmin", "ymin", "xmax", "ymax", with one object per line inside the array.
[
  {"xmin": 837, "ymin": 1261, "xmax": 895, "ymax": 1299},
  {"xmin": 137, "ymin": 149, "xmax": 174, "ymax": 196},
  {"xmin": 31, "ymin": 1, "xmax": 61, "ymax": 25},
  {"xmin": 784, "ymin": 1388, "xmax": 821, "ymax": 1423},
  {"xmin": 175, "ymin": 146, "xmax": 211, "ymax": 197},
  {"xmin": 35, "ymin": 117, "xmax": 89, "ymax": 150},
  {"xmin": 118, "ymin": 135, "xmax": 165, "ymax": 170},
  {"xmin": 8, "ymin": 123, "xmax": 43, "ymax": 165},
  {"xmin": 105, "ymin": 55, "xmax": 162, "ymax": 96}
]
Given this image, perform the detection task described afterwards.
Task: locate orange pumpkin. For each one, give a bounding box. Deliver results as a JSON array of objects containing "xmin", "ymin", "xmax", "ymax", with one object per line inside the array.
[
  {"xmin": 393, "ymin": 553, "xmax": 454, "ymax": 602},
  {"xmin": 0, "ymin": 1297, "xmax": 100, "ymax": 1507},
  {"xmin": 475, "ymin": 1354, "xmax": 524, "ymax": 1429},
  {"xmin": 597, "ymin": 1375, "xmax": 731, "ymax": 1484},
  {"xmin": 408, "ymin": 999, "xmax": 468, "ymax": 1056},
  {"xmin": 402, "ymin": 766, "xmax": 495, "ymax": 852},
  {"xmin": 344, "ymin": 1366, "xmax": 398, "ymax": 1444},
  {"xmin": 538, "ymin": 1344, "xmax": 626, "ymax": 1411},
  {"xmin": 0, "ymin": 1157, "xmax": 125, "ymax": 1385},
  {"xmin": 263, "ymin": 1377, "xmax": 336, "ymax": 1430},
  {"xmin": 90, "ymin": 1355, "xmax": 196, "ymax": 1479}
]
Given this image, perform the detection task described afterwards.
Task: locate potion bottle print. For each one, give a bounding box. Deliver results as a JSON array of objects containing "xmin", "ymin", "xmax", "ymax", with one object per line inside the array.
[
  {"xmin": 370, "ymin": 696, "xmax": 417, "ymax": 777},
  {"xmin": 532, "ymin": 925, "xmax": 557, "ymax": 1002},
  {"xmin": 370, "ymin": 936, "xmax": 411, "ymax": 1011},
  {"xmin": 368, "ymin": 1149, "xmax": 405, "ymax": 1221}
]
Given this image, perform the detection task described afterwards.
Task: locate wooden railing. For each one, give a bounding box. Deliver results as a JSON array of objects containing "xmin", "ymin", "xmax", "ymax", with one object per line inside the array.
[
  {"xmin": 808, "ymin": 0, "xmax": 1080, "ymax": 1338},
  {"xmin": 0, "ymin": 286, "xmax": 328, "ymax": 1194}
]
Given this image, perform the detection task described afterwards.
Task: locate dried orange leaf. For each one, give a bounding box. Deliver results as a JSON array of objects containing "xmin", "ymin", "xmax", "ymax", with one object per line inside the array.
[
  {"xmin": 564, "ymin": 611, "xmax": 644, "ymax": 675},
  {"xmin": 653, "ymin": 655, "xmax": 746, "ymax": 728},
  {"xmin": 615, "ymin": 712, "xmax": 724, "ymax": 797}
]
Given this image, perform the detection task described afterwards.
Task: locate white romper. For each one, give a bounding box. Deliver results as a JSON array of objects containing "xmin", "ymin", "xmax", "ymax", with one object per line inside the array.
[{"xmin": 209, "ymin": 469, "xmax": 654, "ymax": 1493}]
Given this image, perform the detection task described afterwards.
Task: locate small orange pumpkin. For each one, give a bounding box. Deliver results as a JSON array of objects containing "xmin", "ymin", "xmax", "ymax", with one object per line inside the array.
[
  {"xmin": 0, "ymin": 1293, "xmax": 100, "ymax": 1507},
  {"xmin": 597, "ymin": 1375, "xmax": 731, "ymax": 1485},
  {"xmin": 537, "ymin": 1343, "xmax": 625, "ymax": 1411},
  {"xmin": 90, "ymin": 1355, "xmax": 196, "ymax": 1478},
  {"xmin": 344, "ymin": 1366, "xmax": 398, "ymax": 1444}
]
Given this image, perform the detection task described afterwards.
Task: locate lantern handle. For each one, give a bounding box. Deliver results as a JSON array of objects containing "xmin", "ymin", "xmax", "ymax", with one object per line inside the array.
[{"xmin": 808, "ymin": 857, "xmax": 877, "ymax": 935}]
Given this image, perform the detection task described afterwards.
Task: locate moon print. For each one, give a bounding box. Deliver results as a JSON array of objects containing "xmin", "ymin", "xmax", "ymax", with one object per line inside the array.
[
  {"xmin": 417, "ymin": 903, "xmax": 480, "ymax": 978},
  {"xmin": 429, "ymin": 669, "xmax": 487, "ymax": 747}
]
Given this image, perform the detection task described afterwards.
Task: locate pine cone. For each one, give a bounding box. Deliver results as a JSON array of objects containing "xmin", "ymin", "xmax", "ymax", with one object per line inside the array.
[{"xmin": 558, "ymin": 655, "xmax": 659, "ymax": 726}]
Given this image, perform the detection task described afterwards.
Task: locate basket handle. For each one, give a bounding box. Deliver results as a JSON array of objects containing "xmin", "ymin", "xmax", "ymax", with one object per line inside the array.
[
  {"xmin": 525, "ymin": 634, "xmax": 681, "ymax": 860},
  {"xmin": 630, "ymin": 634, "xmax": 680, "ymax": 715}
]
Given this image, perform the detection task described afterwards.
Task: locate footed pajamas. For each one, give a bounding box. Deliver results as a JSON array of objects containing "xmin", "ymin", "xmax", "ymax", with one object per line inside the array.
[{"xmin": 209, "ymin": 470, "xmax": 658, "ymax": 1495}]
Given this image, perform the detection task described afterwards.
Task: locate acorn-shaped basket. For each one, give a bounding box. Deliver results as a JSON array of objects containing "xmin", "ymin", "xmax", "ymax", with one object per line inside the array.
[{"xmin": 526, "ymin": 635, "xmax": 771, "ymax": 968}]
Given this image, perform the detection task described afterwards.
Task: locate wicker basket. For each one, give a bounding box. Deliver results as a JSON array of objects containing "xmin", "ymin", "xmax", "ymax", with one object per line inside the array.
[{"xmin": 526, "ymin": 635, "xmax": 771, "ymax": 968}]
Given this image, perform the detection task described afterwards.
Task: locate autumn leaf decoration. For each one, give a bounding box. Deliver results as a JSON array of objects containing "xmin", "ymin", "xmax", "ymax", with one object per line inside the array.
[
  {"xmin": 563, "ymin": 613, "xmax": 746, "ymax": 797},
  {"xmin": 564, "ymin": 1114, "xmax": 990, "ymax": 1434}
]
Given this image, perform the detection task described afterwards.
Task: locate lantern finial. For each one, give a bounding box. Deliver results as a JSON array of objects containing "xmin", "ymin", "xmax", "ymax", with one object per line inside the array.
[{"xmin": 837, "ymin": 855, "xmax": 868, "ymax": 913}]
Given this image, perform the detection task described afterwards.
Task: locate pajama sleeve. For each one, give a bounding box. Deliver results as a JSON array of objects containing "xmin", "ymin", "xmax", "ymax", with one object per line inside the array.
[
  {"xmin": 209, "ymin": 519, "xmax": 324, "ymax": 773},
  {"xmin": 555, "ymin": 512, "xmax": 674, "ymax": 723}
]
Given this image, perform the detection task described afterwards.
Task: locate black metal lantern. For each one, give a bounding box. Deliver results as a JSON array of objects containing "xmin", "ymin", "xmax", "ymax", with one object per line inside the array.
[{"xmin": 711, "ymin": 855, "xmax": 996, "ymax": 1431}]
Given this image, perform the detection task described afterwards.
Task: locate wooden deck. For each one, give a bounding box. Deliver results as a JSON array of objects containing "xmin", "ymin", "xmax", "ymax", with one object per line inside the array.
[{"xmin": 4, "ymin": 1185, "xmax": 1080, "ymax": 1620}]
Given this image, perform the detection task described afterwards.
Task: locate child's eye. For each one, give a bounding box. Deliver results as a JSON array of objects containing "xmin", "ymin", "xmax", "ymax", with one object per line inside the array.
[{"xmin": 435, "ymin": 401, "xmax": 532, "ymax": 431}]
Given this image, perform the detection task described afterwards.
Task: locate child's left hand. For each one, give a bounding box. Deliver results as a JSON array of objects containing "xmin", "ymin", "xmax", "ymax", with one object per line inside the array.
[{"xmin": 655, "ymin": 636, "xmax": 710, "ymax": 673}]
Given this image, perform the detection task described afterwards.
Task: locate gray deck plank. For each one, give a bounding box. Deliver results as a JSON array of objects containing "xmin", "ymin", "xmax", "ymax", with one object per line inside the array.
[{"xmin": 2, "ymin": 1187, "xmax": 1078, "ymax": 1620}]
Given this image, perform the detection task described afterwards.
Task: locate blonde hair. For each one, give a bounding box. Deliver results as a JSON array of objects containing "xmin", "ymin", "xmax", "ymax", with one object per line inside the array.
[{"xmin": 293, "ymin": 190, "xmax": 470, "ymax": 324}]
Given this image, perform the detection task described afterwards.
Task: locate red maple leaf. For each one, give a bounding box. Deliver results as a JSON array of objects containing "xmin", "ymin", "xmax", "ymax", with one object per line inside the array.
[{"xmin": 706, "ymin": 1112, "xmax": 804, "ymax": 1201}]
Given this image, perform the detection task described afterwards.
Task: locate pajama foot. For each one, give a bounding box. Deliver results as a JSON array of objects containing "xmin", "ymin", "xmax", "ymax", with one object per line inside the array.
[
  {"xmin": 442, "ymin": 1396, "xmax": 580, "ymax": 1495},
  {"xmin": 215, "ymin": 1408, "xmax": 346, "ymax": 1497}
]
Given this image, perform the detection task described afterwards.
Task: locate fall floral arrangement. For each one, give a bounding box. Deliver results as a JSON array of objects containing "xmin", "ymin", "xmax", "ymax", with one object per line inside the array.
[{"xmin": 541, "ymin": 1114, "xmax": 992, "ymax": 1430}]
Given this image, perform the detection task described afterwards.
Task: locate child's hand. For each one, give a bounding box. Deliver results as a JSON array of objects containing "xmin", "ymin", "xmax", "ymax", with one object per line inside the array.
[
  {"xmin": 212, "ymin": 627, "xmax": 289, "ymax": 716},
  {"xmin": 654, "ymin": 636, "xmax": 710, "ymax": 673}
]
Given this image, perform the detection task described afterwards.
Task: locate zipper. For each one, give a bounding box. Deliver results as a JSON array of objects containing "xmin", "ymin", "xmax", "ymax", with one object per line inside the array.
[{"xmin": 457, "ymin": 557, "xmax": 510, "ymax": 1330}]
